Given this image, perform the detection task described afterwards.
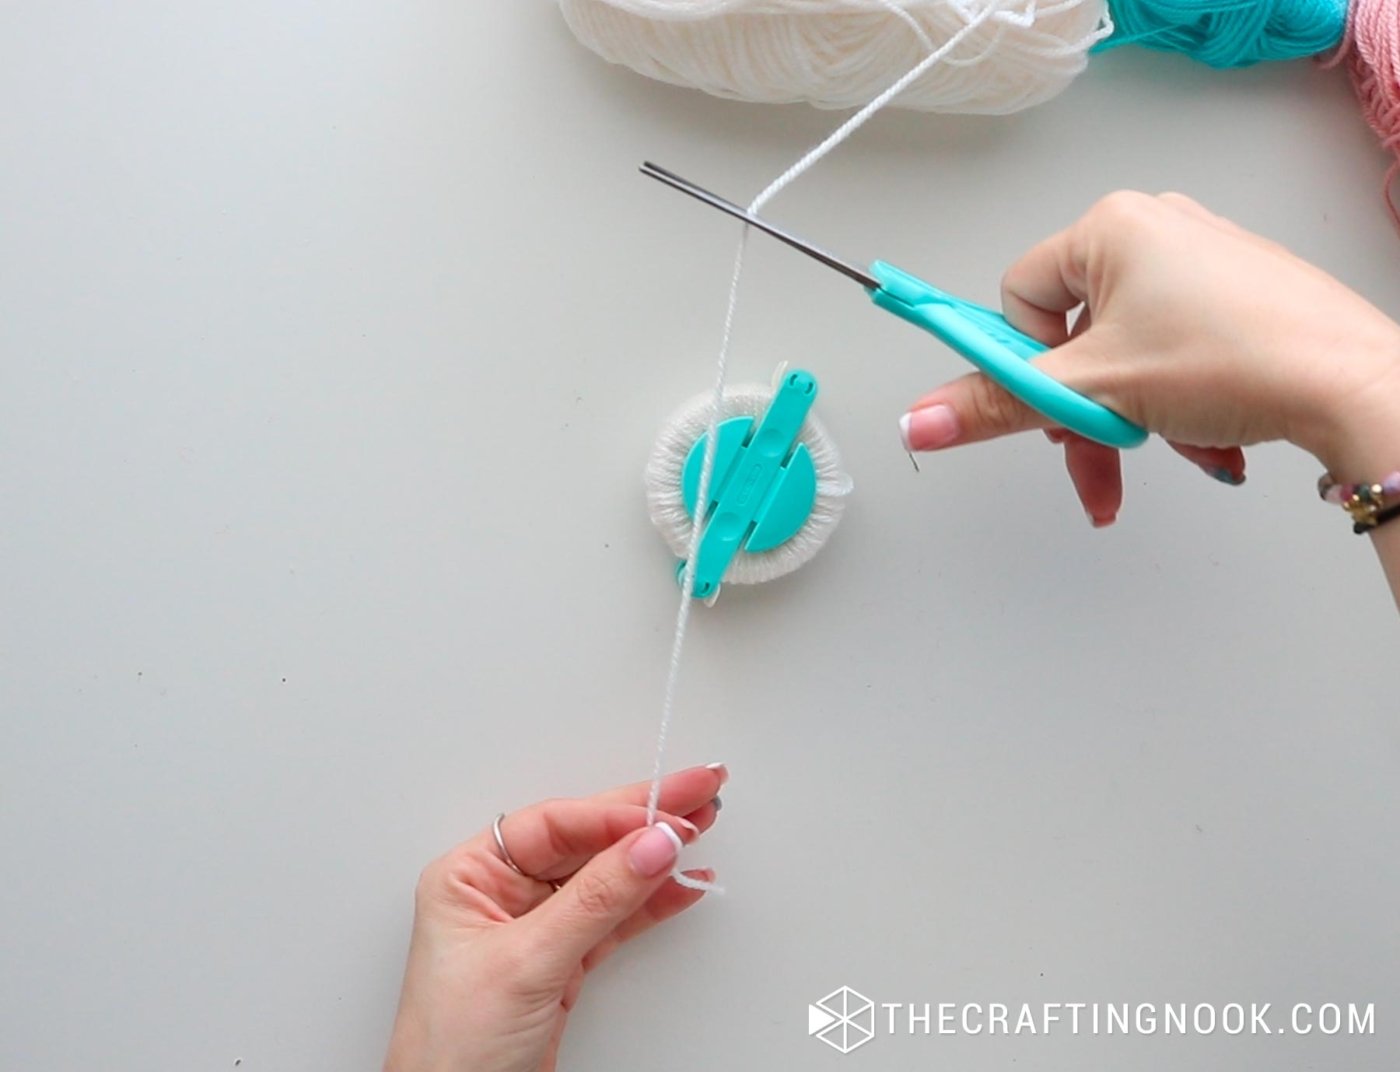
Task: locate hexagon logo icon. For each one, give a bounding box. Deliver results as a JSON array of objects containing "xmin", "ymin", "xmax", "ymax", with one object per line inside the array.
[{"xmin": 808, "ymin": 986, "xmax": 876, "ymax": 1054}]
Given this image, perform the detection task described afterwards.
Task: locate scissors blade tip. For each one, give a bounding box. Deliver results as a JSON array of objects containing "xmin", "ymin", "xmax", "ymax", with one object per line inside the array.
[{"xmin": 637, "ymin": 161, "xmax": 878, "ymax": 290}]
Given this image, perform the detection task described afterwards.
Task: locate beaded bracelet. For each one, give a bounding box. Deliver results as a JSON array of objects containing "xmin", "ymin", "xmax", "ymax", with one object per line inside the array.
[{"xmin": 1317, "ymin": 470, "xmax": 1400, "ymax": 534}]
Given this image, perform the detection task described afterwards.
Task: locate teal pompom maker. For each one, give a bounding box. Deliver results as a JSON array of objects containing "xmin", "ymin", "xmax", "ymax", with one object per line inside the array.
[{"xmin": 644, "ymin": 366, "xmax": 853, "ymax": 602}]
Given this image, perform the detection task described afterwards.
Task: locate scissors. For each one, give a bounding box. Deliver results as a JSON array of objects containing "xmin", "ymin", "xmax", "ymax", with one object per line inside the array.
[{"xmin": 640, "ymin": 162, "xmax": 1148, "ymax": 450}]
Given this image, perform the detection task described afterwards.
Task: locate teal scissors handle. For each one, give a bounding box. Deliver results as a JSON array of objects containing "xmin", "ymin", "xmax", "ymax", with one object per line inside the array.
[{"xmin": 869, "ymin": 261, "xmax": 1148, "ymax": 449}]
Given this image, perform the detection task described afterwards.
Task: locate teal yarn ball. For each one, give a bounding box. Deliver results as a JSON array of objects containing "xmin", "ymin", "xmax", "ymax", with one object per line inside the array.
[{"xmin": 1099, "ymin": 0, "xmax": 1348, "ymax": 67}]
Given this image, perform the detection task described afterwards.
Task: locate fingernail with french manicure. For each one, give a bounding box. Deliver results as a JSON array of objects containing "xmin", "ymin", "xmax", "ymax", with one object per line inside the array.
[
  {"xmin": 705, "ymin": 761, "xmax": 729, "ymax": 784},
  {"xmin": 674, "ymin": 816, "xmax": 700, "ymax": 837},
  {"xmin": 1087, "ymin": 511, "xmax": 1116, "ymax": 529},
  {"xmin": 900, "ymin": 404, "xmax": 960, "ymax": 451},
  {"xmin": 630, "ymin": 822, "xmax": 683, "ymax": 877}
]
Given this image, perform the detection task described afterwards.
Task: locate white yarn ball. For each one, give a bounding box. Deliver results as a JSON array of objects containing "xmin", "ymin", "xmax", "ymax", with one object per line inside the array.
[
  {"xmin": 644, "ymin": 379, "xmax": 853, "ymax": 589},
  {"xmin": 559, "ymin": 0, "xmax": 1111, "ymax": 114}
]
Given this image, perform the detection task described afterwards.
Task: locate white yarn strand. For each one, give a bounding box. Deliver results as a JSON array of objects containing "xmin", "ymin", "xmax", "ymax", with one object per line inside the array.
[
  {"xmin": 639, "ymin": 0, "xmax": 1095, "ymax": 892},
  {"xmin": 643, "ymin": 237, "xmax": 749, "ymax": 892},
  {"xmin": 560, "ymin": 0, "xmax": 1112, "ymax": 114},
  {"xmin": 749, "ymin": 0, "xmax": 1003, "ymax": 213},
  {"xmin": 874, "ymin": 0, "xmax": 938, "ymax": 51}
]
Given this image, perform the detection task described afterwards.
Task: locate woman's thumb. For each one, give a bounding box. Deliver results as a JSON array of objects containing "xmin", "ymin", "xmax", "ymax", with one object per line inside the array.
[
  {"xmin": 900, "ymin": 337, "xmax": 1100, "ymax": 451},
  {"xmin": 517, "ymin": 822, "xmax": 686, "ymax": 977}
]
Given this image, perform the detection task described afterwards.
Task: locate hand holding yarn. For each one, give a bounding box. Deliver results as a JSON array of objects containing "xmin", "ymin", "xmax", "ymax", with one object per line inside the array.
[
  {"xmin": 900, "ymin": 191, "xmax": 1400, "ymax": 525},
  {"xmin": 384, "ymin": 766, "xmax": 725, "ymax": 1072}
]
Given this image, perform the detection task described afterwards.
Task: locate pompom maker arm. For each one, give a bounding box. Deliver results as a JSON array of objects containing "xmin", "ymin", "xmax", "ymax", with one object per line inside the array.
[
  {"xmin": 677, "ymin": 370, "xmax": 820, "ymax": 599},
  {"xmin": 640, "ymin": 162, "xmax": 1149, "ymax": 450}
]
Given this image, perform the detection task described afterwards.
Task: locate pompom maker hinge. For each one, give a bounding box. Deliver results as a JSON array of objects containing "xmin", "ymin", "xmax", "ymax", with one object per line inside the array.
[{"xmin": 677, "ymin": 369, "xmax": 820, "ymax": 600}]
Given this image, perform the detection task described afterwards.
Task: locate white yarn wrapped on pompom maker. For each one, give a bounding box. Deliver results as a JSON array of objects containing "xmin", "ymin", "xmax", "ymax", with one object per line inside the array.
[
  {"xmin": 559, "ymin": 0, "xmax": 1111, "ymax": 113},
  {"xmin": 644, "ymin": 368, "xmax": 853, "ymax": 592}
]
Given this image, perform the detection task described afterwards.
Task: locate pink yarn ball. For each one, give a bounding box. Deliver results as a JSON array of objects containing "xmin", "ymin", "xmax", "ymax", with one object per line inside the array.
[{"xmin": 1330, "ymin": 0, "xmax": 1400, "ymax": 226}]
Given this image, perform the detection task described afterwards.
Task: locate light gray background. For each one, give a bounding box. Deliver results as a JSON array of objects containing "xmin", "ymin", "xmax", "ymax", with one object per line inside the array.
[{"xmin": 2, "ymin": 4, "xmax": 1398, "ymax": 1070}]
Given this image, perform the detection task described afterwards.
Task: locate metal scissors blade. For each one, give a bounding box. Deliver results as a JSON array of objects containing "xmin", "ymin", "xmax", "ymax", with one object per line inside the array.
[
  {"xmin": 639, "ymin": 163, "xmax": 1149, "ymax": 450},
  {"xmin": 640, "ymin": 162, "xmax": 880, "ymax": 290}
]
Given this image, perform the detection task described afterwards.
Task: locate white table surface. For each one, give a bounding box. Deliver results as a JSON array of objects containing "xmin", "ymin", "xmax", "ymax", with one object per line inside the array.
[{"xmin": 3, "ymin": 5, "xmax": 1398, "ymax": 1070}]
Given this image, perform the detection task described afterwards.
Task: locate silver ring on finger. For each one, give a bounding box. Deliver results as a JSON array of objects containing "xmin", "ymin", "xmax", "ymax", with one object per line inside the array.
[{"xmin": 493, "ymin": 812, "xmax": 564, "ymax": 893}]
